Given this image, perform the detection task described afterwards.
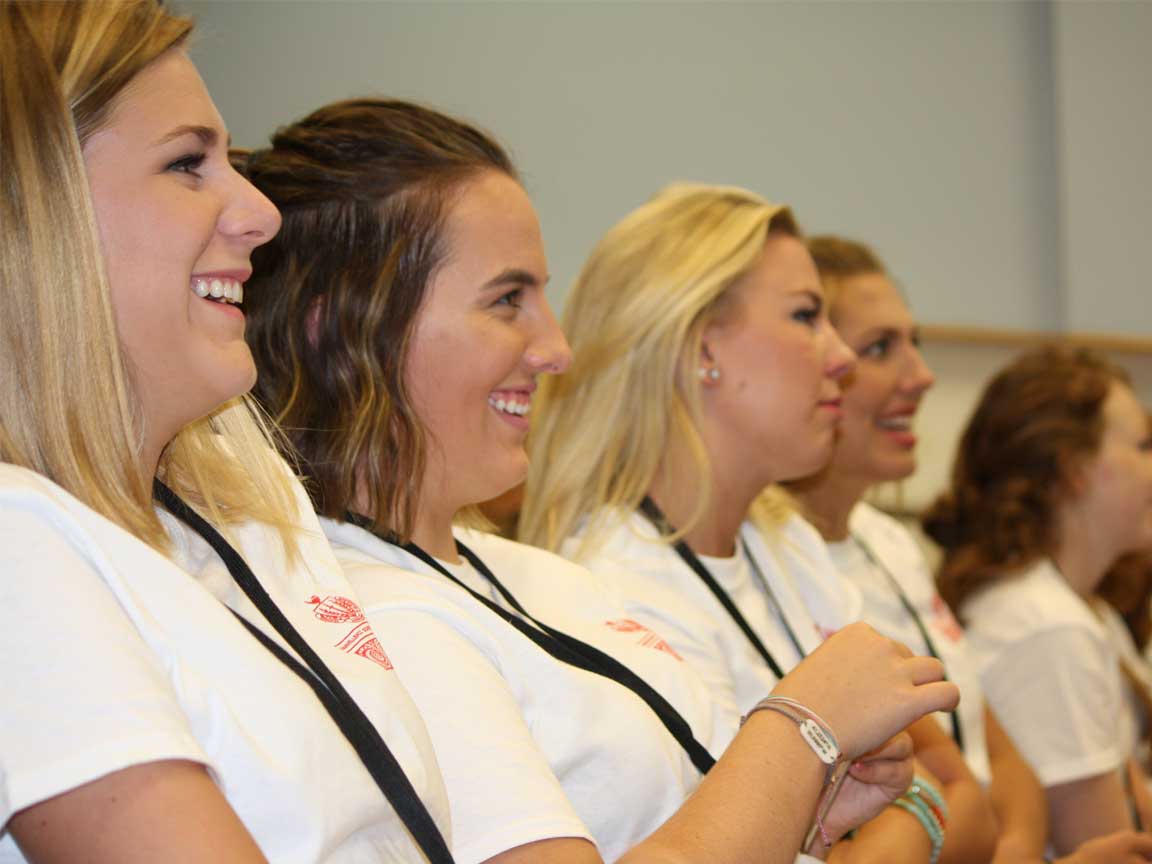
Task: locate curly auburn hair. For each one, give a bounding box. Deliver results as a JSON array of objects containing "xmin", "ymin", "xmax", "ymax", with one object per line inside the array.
[
  {"xmin": 924, "ymin": 345, "xmax": 1131, "ymax": 618},
  {"xmin": 241, "ymin": 98, "xmax": 515, "ymax": 540}
]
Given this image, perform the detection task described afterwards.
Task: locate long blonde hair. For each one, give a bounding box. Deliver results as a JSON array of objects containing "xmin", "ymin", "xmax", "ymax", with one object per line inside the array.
[
  {"xmin": 0, "ymin": 0, "xmax": 297, "ymax": 551},
  {"xmin": 520, "ymin": 183, "xmax": 797, "ymax": 557}
]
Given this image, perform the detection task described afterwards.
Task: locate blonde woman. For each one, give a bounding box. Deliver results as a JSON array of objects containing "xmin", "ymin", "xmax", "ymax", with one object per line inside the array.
[
  {"xmin": 0, "ymin": 3, "xmax": 450, "ymax": 861},
  {"xmin": 243, "ymin": 99, "xmax": 960, "ymax": 864},
  {"xmin": 522, "ymin": 184, "xmax": 995, "ymax": 863}
]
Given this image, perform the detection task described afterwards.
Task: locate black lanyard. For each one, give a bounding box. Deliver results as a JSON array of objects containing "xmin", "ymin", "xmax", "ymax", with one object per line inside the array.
[
  {"xmin": 850, "ymin": 531, "xmax": 964, "ymax": 751},
  {"xmin": 346, "ymin": 514, "xmax": 716, "ymax": 776},
  {"xmin": 638, "ymin": 496, "xmax": 792, "ymax": 681},
  {"xmin": 154, "ymin": 481, "xmax": 454, "ymax": 864}
]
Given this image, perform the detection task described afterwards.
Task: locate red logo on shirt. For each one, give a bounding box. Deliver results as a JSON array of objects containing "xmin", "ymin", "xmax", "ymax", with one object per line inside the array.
[
  {"xmin": 931, "ymin": 595, "xmax": 964, "ymax": 643},
  {"xmin": 604, "ymin": 619, "xmax": 683, "ymax": 660},
  {"xmin": 308, "ymin": 595, "xmax": 394, "ymax": 670}
]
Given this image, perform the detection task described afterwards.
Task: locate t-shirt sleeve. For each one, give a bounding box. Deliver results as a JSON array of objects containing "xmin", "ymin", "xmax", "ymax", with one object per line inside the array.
[
  {"xmin": 979, "ymin": 625, "xmax": 1124, "ymax": 786},
  {"xmin": 0, "ymin": 503, "xmax": 207, "ymax": 827},
  {"xmin": 360, "ymin": 600, "xmax": 593, "ymax": 864}
]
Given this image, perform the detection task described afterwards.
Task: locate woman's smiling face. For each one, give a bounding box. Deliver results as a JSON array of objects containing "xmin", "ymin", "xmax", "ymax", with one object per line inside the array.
[
  {"xmin": 403, "ymin": 170, "xmax": 571, "ymax": 512},
  {"xmin": 825, "ymin": 272, "xmax": 935, "ymax": 486},
  {"xmin": 82, "ymin": 48, "xmax": 280, "ymax": 458}
]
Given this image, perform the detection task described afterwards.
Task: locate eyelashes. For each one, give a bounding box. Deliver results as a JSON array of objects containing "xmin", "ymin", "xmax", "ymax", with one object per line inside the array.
[
  {"xmin": 166, "ymin": 152, "xmax": 206, "ymax": 175},
  {"xmin": 494, "ymin": 288, "xmax": 525, "ymax": 309}
]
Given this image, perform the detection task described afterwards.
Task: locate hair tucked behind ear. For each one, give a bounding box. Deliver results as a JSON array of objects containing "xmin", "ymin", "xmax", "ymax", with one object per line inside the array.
[
  {"xmin": 243, "ymin": 98, "xmax": 515, "ymax": 541},
  {"xmin": 924, "ymin": 345, "xmax": 1129, "ymax": 617},
  {"xmin": 519, "ymin": 183, "xmax": 797, "ymax": 557}
]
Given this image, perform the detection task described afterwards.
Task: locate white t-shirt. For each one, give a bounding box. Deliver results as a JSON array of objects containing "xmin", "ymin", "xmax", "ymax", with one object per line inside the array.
[
  {"xmin": 963, "ymin": 558, "xmax": 1137, "ymax": 787},
  {"xmin": 824, "ymin": 503, "xmax": 992, "ymax": 785},
  {"xmin": 0, "ymin": 464, "xmax": 450, "ymax": 863},
  {"xmin": 562, "ymin": 508, "xmax": 860, "ymax": 716},
  {"xmin": 324, "ymin": 520, "xmax": 733, "ymax": 864},
  {"xmin": 1097, "ymin": 602, "xmax": 1152, "ymax": 768}
]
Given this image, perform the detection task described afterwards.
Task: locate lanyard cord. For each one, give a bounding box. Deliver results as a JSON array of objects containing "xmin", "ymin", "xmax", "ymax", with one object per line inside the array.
[
  {"xmin": 154, "ymin": 481, "xmax": 455, "ymax": 864},
  {"xmin": 346, "ymin": 514, "xmax": 716, "ymax": 776},
  {"xmin": 638, "ymin": 496, "xmax": 789, "ymax": 681},
  {"xmin": 849, "ymin": 531, "xmax": 964, "ymax": 752},
  {"xmin": 740, "ymin": 537, "xmax": 808, "ymax": 661}
]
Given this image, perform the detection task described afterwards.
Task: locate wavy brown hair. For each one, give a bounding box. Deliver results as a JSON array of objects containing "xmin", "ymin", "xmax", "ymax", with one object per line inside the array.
[
  {"xmin": 243, "ymin": 98, "xmax": 515, "ymax": 540},
  {"xmin": 924, "ymin": 345, "xmax": 1131, "ymax": 617}
]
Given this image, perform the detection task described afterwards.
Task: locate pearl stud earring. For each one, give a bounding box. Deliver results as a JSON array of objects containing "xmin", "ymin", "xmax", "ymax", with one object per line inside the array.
[{"xmin": 697, "ymin": 367, "xmax": 720, "ymax": 382}]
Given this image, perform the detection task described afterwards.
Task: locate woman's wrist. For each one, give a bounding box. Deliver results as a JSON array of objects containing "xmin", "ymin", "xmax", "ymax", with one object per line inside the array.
[{"xmin": 743, "ymin": 695, "xmax": 850, "ymax": 849}]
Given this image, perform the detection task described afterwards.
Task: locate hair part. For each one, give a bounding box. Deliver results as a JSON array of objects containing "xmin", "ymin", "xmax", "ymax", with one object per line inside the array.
[
  {"xmin": 243, "ymin": 98, "xmax": 515, "ymax": 540},
  {"xmin": 923, "ymin": 345, "xmax": 1131, "ymax": 617},
  {"xmin": 520, "ymin": 182, "xmax": 797, "ymax": 556}
]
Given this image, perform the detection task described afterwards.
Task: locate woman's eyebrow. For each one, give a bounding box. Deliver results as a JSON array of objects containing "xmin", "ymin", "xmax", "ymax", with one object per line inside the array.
[
  {"xmin": 152, "ymin": 124, "xmax": 223, "ymax": 148},
  {"xmin": 481, "ymin": 268, "xmax": 547, "ymax": 291}
]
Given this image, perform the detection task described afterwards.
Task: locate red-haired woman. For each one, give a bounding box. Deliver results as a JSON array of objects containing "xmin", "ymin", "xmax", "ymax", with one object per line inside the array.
[{"xmin": 925, "ymin": 346, "xmax": 1152, "ymax": 855}]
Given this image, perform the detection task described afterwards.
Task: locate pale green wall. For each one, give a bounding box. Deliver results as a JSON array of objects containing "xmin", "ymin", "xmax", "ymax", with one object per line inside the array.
[{"xmin": 179, "ymin": 0, "xmax": 1149, "ymax": 335}]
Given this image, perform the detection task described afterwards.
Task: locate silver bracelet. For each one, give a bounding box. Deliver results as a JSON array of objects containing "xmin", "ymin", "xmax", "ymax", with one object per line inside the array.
[
  {"xmin": 742, "ymin": 696, "xmax": 850, "ymax": 850},
  {"xmin": 742, "ymin": 695, "xmax": 841, "ymax": 770}
]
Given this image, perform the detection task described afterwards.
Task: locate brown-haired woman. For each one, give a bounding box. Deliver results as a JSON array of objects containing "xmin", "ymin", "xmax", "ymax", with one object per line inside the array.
[
  {"xmin": 0, "ymin": 3, "xmax": 452, "ymax": 861},
  {"xmin": 925, "ymin": 346, "xmax": 1152, "ymax": 854},
  {"xmin": 244, "ymin": 98, "xmax": 959, "ymax": 864}
]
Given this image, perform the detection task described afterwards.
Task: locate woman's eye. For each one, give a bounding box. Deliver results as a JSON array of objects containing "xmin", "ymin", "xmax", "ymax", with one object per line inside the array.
[
  {"xmin": 860, "ymin": 337, "xmax": 893, "ymax": 359},
  {"xmin": 494, "ymin": 288, "xmax": 524, "ymax": 309},
  {"xmin": 167, "ymin": 153, "xmax": 206, "ymax": 176},
  {"xmin": 791, "ymin": 306, "xmax": 819, "ymax": 326}
]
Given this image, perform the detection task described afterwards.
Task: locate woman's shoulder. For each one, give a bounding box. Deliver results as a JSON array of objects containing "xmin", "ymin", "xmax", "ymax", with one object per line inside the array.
[
  {"xmin": 0, "ymin": 463, "xmax": 171, "ymax": 568},
  {"xmin": 963, "ymin": 559, "xmax": 1098, "ymax": 640}
]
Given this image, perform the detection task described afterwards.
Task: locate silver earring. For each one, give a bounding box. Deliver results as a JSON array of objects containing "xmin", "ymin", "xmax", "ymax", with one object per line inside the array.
[{"xmin": 697, "ymin": 367, "xmax": 720, "ymax": 382}]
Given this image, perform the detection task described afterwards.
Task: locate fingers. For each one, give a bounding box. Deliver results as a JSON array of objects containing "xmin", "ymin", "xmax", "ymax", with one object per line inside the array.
[
  {"xmin": 908, "ymin": 679, "xmax": 960, "ymax": 716},
  {"xmin": 905, "ymin": 655, "xmax": 946, "ymax": 686},
  {"xmin": 847, "ymin": 753, "xmax": 913, "ymax": 793},
  {"xmin": 857, "ymin": 732, "xmax": 913, "ymax": 764}
]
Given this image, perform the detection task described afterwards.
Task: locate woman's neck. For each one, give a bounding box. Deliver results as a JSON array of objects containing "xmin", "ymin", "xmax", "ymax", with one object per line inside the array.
[
  {"xmin": 1052, "ymin": 506, "xmax": 1115, "ymax": 598},
  {"xmin": 408, "ymin": 509, "xmax": 460, "ymax": 563},
  {"xmin": 351, "ymin": 476, "xmax": 461, "ymax": 563},
  {"xmin": 648, "ymin": 456, "xmax": 761, "ymax": 558},
  {"xmin": 788, "ymin": 468, "xmax": 872, "ymax": 542}
]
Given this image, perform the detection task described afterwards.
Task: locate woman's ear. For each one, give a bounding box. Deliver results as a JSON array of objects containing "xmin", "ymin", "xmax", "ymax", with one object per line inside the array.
[
  {"xmin": 1057, "ymin": 449, "xmax": 1092, "ymax": 499},
  {"xmin": 697, "ymin": 339, "xmax": 721, "ymax": 385}
]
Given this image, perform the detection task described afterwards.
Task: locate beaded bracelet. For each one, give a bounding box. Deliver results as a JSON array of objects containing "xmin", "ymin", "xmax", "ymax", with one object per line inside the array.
[{"xmin": 893, "ymin": 774, "xmax": 948, "ymax": 864}]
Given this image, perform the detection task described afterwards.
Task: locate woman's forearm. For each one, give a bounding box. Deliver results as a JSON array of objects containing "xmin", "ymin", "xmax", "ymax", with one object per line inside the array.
[{"xmin": 985, "ymin": 708, "xmax": 1047, "ymax": 863}]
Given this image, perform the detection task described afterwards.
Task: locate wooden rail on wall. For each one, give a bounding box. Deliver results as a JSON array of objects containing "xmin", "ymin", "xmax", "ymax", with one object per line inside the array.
[{"xmin": 919, "ymin": 325, "xmax": 1152, "ymax": 356}]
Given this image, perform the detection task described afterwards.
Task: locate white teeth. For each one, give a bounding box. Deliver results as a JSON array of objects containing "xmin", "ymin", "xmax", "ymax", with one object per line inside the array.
[
  {"xmin": 878, "ymin": 416, "xmax": 911, "ymax": 430},
  {"xmin": 192, "ymin": 278, "xmax": 244, "ymax": 305},
  {"xmin": 489, "ymin": 396, "xmax": 530, "ymax": 416}
]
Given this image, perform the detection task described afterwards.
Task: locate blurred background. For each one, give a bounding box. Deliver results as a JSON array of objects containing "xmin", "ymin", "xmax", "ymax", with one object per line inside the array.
[{"xmin": 178, "ymin": 0, "xmax": 1152, "ymax": 512}]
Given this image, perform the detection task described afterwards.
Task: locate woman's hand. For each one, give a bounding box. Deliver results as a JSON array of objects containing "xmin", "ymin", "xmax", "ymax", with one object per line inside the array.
[
  {"xmin": 821, "ymin": 732, "xmax": 915, "ymax": 840},
  {"xmin": 1054, "ymin": 830, "xmax": 1152, "ymax": 864},
  {"xmin": 770, "ymin": 622, "xmax": 960, "ymax": 758}
]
